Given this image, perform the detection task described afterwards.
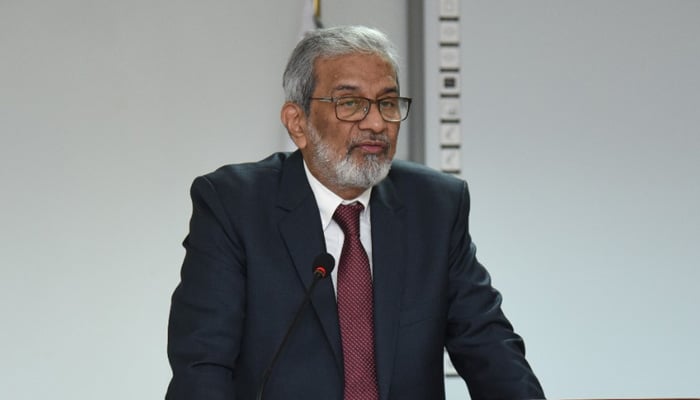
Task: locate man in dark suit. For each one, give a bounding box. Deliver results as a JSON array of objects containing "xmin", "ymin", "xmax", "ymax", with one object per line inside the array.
[{"xmin": 166, "ymin": 26, "xmax": 544, "ymax": 400}]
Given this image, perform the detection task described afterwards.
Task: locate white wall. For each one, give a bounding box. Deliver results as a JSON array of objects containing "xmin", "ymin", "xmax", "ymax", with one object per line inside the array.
[
  {"xmin": 0, "ymin": 1, "xmax": 406, "ymax": 399},
  {"xmin": 424, "ymin": 1, "xmax": 700, "ymax": 398}
]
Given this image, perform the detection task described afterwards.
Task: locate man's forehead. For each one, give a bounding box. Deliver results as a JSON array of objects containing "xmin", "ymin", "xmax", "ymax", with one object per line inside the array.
[
  {"xmin": 313, "ymin": 54, "xmax": 397, "ymax": 90},
  {"xmin": 314, "ymin": 53, "xmax": 394, "ymax": 73}
]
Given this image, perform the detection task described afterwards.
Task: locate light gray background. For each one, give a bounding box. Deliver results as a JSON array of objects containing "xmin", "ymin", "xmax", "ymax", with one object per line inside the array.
[
  {"xmin": 424, "ymin": 1, "xmax": 700, "ymax": 398},
  {"xmin": 1, "ymin": 1, "xmax": 697, "ymax": 399}
]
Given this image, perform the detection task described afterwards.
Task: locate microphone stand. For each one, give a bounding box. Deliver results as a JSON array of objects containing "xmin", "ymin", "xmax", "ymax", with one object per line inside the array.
[{"xmin": 255, "ymin": 269, "xmax": 328, "ymax": 400}]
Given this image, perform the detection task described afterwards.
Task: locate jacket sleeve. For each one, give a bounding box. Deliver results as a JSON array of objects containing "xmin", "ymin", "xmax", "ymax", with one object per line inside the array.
[
  {"xmin": 445, "ymin": 181, "xmax": 545, "ymax": 400},
  {"xmin": 166, "ymin": 175, "xmax": 246, "ymax": 400}
]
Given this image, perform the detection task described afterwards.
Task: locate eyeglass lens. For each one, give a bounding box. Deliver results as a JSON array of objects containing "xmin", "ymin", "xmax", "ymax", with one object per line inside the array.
[{"xmin": 335, "ymin": 97, "xmax": 409, "ymax": 122}]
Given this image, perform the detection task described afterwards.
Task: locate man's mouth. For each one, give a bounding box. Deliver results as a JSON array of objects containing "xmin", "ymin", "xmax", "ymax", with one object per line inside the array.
[
  {"xmin": 356, "ymin": 142, "xmax": 386, "ymax": 154},
  {"xmin": 350, "ymin": 137, "xmax": 389, "ymax": 156}
]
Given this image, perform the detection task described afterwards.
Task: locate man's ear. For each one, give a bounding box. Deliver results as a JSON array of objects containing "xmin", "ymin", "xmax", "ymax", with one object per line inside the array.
[{"xmin": 281, "ymin": 102, "xmax": 308, "ymax": 150}]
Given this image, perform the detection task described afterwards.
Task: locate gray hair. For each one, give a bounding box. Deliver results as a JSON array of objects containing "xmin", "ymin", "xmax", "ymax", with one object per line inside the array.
[{"xmin": 282, "ymin": 25, "xmax": 400, "ymax": 115}]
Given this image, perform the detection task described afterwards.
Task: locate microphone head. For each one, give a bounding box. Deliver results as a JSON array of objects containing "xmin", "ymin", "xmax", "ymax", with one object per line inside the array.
[{"xmin": 312, "ymin": 253, "xmax": 335, "ymax": 279}]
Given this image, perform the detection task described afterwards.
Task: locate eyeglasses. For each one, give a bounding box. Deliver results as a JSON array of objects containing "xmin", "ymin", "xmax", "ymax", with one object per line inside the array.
[{"xmin": 309, "ymin": 96, "xmax": 412, "ymax": 122}]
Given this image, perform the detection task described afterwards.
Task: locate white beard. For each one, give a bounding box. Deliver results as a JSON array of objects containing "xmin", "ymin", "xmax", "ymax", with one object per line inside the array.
[{"xmin": 306, "ymin": 123, "xmax": 392, "ymax": 190}]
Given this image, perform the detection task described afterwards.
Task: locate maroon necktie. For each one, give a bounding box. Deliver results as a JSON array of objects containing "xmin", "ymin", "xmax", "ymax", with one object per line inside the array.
[{"xmin": 333, "ymin": 203, "xmax": 379, "ymax": 400}]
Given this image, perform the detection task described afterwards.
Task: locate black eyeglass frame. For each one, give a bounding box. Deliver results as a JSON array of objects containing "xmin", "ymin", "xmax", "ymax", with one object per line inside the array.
[{"xmin": 309, "ymin": 96, "xmax": 413, "ymax": 122}]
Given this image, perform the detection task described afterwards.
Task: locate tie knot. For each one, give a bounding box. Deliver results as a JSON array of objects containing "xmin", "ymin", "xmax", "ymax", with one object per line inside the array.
[{"xmin": 333, "ymin": 202, "xmax": 364, "ymax": 237}]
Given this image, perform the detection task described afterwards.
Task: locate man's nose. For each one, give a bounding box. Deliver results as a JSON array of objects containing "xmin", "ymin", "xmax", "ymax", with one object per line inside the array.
[{"xmin": 358, "ymin": 102, "xmax": 387, "ymax": 133}]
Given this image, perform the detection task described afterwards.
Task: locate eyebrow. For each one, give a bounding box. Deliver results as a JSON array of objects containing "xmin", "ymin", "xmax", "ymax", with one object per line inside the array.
[
  {"xmin": 331, "ymin": 85, "xmax": 399, "ymax": 97},
  {"xmin": 332, "ymin": 84, "xmax": 358, "ymax": 91}
]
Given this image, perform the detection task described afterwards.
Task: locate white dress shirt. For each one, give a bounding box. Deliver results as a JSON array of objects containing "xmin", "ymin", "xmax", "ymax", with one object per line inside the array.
[{"xmin": 303, "ymin": 161, "xmax": 373, "ymax": 295}]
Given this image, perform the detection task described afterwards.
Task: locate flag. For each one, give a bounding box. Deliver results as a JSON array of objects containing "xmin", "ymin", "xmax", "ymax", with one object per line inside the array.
[{"xmin": 299, "ymin": 0, "xmax": 323, "ymax": 39}]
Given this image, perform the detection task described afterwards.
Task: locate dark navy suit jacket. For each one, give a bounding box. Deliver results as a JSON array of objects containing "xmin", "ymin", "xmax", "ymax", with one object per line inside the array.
[{"xmin": 166, "ymin": 151, "xmax": 544, "ymax": 399}]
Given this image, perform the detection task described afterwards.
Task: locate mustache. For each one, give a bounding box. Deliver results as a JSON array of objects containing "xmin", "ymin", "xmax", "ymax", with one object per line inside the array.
[{"xmin": 349, "ymin": 132, "xmax": 391, "ymax": 147}]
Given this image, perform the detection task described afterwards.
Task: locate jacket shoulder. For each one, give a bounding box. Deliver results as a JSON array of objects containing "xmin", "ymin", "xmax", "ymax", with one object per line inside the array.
[
  {"xmin": 187, "ymin": 152, "xmax": 294, "ymax": 208},
  {"xmin": 204, "ymin": 152, "xmax": 289, "ymax": 185},
  {"xmin": 389, "ymin": 159, "xmax": 467, "ymax": 193}
]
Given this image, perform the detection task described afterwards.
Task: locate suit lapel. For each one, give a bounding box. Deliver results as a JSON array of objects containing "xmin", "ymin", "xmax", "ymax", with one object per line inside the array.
[
  {"xmin": 369, "ymin": 177, "xmax": 406, "ymax": 400},
  {"xmin": 276, "ymin": 151, "xmax": 343, "ymax": 372}
]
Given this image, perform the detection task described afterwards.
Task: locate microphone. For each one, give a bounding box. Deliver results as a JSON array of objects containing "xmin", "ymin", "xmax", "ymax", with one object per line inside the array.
[{"xmin": 256, "ymin": 253, "xmax": 335, "ymax": 400}]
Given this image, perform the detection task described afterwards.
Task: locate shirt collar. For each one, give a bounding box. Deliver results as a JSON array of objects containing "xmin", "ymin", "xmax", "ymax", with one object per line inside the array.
[{"xmin": 303, "ymin": 160, "xmax": 372, "ymax": 230}]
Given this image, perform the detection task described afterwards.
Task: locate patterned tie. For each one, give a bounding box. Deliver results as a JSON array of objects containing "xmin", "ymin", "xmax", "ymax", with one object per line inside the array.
[{"xmin": 333, "ymin": 203, "xmax": 379, "ymax": 400}]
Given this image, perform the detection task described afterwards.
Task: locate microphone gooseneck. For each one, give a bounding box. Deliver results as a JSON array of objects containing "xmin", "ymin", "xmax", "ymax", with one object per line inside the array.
[{"xmin": 255, "ymin": 253, "xmax": 335, "ymax": 400}]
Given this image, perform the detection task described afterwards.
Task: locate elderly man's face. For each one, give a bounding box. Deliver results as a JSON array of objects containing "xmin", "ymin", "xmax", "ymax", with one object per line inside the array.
[{"xmin": 299, "ymin": 53, "xmax": 400, "ymax": 199}]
